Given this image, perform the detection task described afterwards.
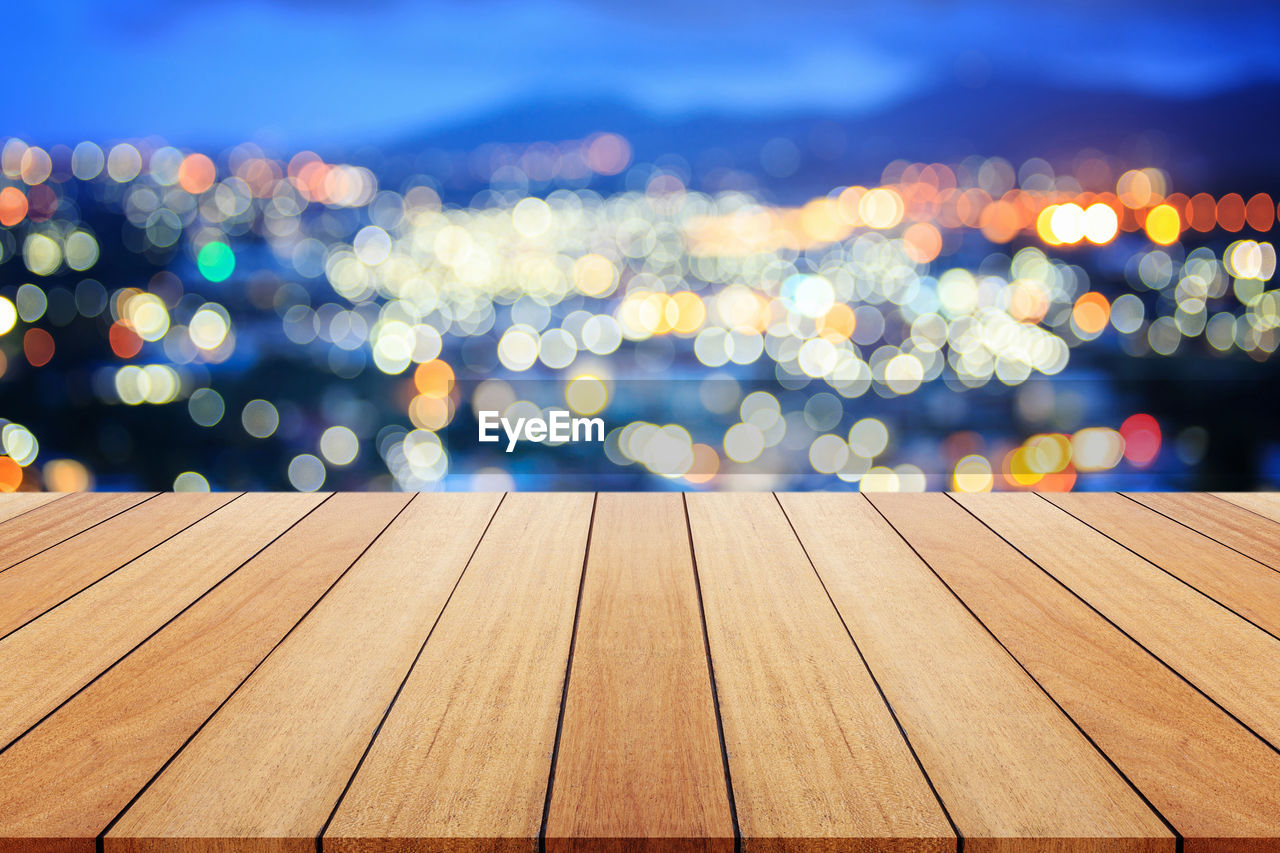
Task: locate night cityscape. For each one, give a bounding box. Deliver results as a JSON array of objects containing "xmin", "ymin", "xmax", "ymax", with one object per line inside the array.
[{"xmin": 2, "ymin": 0, "xmax": 1279, "ymax": 492}]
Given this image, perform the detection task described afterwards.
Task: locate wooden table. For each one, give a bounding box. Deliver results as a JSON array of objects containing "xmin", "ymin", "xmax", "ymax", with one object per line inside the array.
[{"xmin": 1, "ymin": 491, "xmax": 1279, "ymax": 853}]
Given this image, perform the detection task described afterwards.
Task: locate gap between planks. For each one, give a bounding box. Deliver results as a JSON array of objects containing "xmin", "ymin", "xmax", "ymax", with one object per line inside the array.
[{"xmin": 2, "ymin": 493, "xmax": 1280, "ymax": 853}]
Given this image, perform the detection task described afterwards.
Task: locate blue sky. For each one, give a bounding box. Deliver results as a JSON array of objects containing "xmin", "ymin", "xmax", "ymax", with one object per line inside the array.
[{"xmin": 6, "ymin": 0, "xmax": 1279, "ymax": 146}]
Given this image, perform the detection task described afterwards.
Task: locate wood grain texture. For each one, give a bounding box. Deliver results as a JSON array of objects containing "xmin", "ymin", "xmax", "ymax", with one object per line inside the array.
[
  {"xmin": 686, "ymin": 493, "xmax": 953, "ymax": 853},
  {"xmin": 4, "ymin": 492, "xmax": 1280, "ymax": 853},
  {"xmin": 0, "ymin": 492, "xmax": 64, "ymax": 524},
  {"xmin": 0, "ymin": 492, "xmax": 153, "ymax": 571},
  {"xmin": 0, "ymin": 492, "xmax": 326, "ymax": 750},
  {"xmin": 106, "ymin": 493, "xmax": 500, "ymax": 853},
  {"xmin": 545, "ymin": 494, "xmax": 734, "ymax": 853},
  {"xmin": 873, "ymin": 493, "xmax": 1280, "ymax": 853},
  {"xmin": 1212, "ymin": 492, "xmax": 1280, "ymax": 525},
  {"xmin": 781, "ymin": 493, "xmax": 1169, "ymax": 853},
  {"xmin": 0, "ymin": 492, "xmax": 410, "ymax": 853},
  {"xmin": 324, "ymin": 492, "xmax": 594, "ymax": 853},
  {"xmin": 956, "ymin": 493, "xmax": 1280, "ymax": 751},
  {"xmin": 1126, "ymin": 493, "xmax": 1280, "ymax": 569},
  {"xmin": 0, "ymin": 492, "xmax": 238, "ymax": 640},
  {"xmin": 1046, "ymin": 492, "xmax": 1280, "ymax": 639}
]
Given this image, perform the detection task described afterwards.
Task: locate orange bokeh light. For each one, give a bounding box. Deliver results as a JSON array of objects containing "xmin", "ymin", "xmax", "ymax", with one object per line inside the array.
[
  {"xmin": 1216, "ymin": 193, "xmax": 1246, "ymax": 232},
  {"xmin": 413, "ymin": 359, "xmax": 455, "ymax": 398},
  {"xmin": 1072, "ymin": 292, "xmax": 1111, "ymax": 335},
  {"xmin": 902, "ymin": 222, "xmax": 942, "ymax": 263},
  {"xmin": 684, "ymin": 443, "xmax": 720, "ymax": 485},
  {"xmin": 24, "ymin": 328, "xmax": 55, "ymax": 367},
  {"xmin": 818, "ymin": 303, "xmax": 857, "ymax": 341},
  {"xmin": 1008, "ymin": 282, "xmax": 1049, "ymax": 323},
  {"xmin": 178, "ymin": 153, "xmax": 216, "ymax": 194},
  {"xmin": 0, "ymin": 457, "xmax": 23, "ymax": 492},
  {"xmin": 1187, "ymin": 193, "xmax": 1216, "ymax": 232},
  {"xmin": 0, "ymin": 186, "xmax": 28, "ymax": 227},
  {"xmin": 979, "ymin": 200, "xmax": 1021, "ymax": 243},
  {"xmin": 1245, "ymin": 193, "xmax": 1275, "ymax": 232},
  {"xmin": 109, "ymin": 322, "xmax": 144, "ymax": 359}
]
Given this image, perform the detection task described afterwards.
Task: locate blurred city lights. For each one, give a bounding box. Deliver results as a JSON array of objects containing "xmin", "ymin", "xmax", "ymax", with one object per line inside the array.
[{"xmin": 0, "ymin": 124, "xmax": 1276, "ymax": 492}]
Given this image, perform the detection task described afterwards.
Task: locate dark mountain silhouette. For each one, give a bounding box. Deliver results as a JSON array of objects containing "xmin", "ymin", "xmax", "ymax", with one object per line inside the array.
[{"xmin": 383, "ymin": 77, "xmax": 1280, "ymax": 201}]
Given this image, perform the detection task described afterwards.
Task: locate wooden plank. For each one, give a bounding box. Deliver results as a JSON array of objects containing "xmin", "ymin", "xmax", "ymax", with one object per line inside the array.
[
  {"xmin": 871, "ymin": 492, "xmax": 1280, "ymax": 853},
  {"xmin": 0, "ymin": 492, "xmax": 153, "ymax": 571},
  {"xmin": 781, "ymin": 493, "xmax": 1169, "ymax": 853},
  {"xmin": 106, "ymin": 493, "xmax": 501, "ymax": 853},
  {"xmin": 324, "ymin": 492, "xmax": 594, "ymax": 853},
  {"xmin": 685, "ymin": 493, "xmax": 953, "ymax": 853},
  {"xmin": 1126, "ymin": 493, "xmax": 1280, "ymax": 569},
  {"xmin": 0, "ymin": 492, "xmax": 410, "ymax": 853},
  {"xmin": 0, "ymin": 492, "xmax": 238, "ymax": 640},
  {"xmin": 1212, "ymin": 492, "xmax": 1280, "ymax": 525},
  {"xmin": 956, "ymin": 493, "xmax": 1280, "ymax": 751},
  {"xmin": 1046, "ymin": 492, "xmax": 1280, "ymax": 639},
  {"xmin": 0, "ymin": 492, "xmax": 64, "ymax": 524},
  {"xmin": 0, "ymin": 492, "xmax": 327, "ymax": 750},
  {"xmin": 545, "ymin": 494, "xmax": 734, "ymax": 853}
]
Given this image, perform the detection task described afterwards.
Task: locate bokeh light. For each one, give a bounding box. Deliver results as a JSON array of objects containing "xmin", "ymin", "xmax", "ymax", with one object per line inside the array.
[{"xmin": 0, "ymin": 105, "xmax": 1276, "ymax": 492}]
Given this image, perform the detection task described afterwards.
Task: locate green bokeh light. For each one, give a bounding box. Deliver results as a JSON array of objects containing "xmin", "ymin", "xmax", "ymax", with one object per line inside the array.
[{"xmin": 197, "ymin": 242, "xmax": 235, "ymax": 282}]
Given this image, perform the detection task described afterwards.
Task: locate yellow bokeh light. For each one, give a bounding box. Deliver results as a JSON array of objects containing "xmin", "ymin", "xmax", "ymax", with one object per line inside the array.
[
  {"xmin": 835, "ymin": 185, "xmax": 866, "ymax": 225},
  {"xmin": 1049, "ymin": 203, "xmax": 1086, "ymax": 244},
  {"xmin": 670, "ymin": 291, "xmax": 706, "ymax": 334},
  {"xmin": 859, "ymin": 466, "xmax": 901, "ymax": 492},
  {"xmin": 128, "ymin": 293, "xmax": 172, "ymax": 342},
  {"xmin": 1005, "ymin": 447, "xmax": 1044, "ymax": 487},
  {"xmin": 637, "ymin": 292, "xmax": 676, "ymax": 335},
  {"xmin": 572, "ymin": 253, "xmax": 617, "ymax": 297},
  {"xmin": 188, "ymin": 305, "xmax": 228, "ymax": 349},
  {"xmin": 566, "ymin": 374, "xmax": 609, "ymax": 416},
  {"xmin": 409, "ymin": 393, "xmax": 453, "ymax": 430},
  {"xmin": 1036, "ymin": 205, "xmax": 1061, "ymax": 245},
  {"xmin": 1026, "ymin": 434, "xmax": 1072, "ymax": 473},
  {"xmin": 799, "ymin": 197, "xmax": 849, "ymax": 244},
  {"xmin": 1082, "ymin": 203, "xmax": 1119, "ymax": 244},
  {"xmin": 1072, "ymin": 427, "xmax": 1125, "ymax": 471},
  {"xmin": 952, "ymin": 454, "xmax": 993, "ymax": 492},
  {"xmin": 1144, "ymin": 204, "xmax": 1181, "ymax": 245},
  {"xmin": 512, "ymin": 197, "xmax": 552, "ymax": 238},
  {"xmin": 0, "ymin": 296, "xmax": 16, "ymax": 335},
  {"xmin": 43, "ymin": 458, "xmax": 93, "ymax": 491},
  {"xmin": 859, "ymin": 188, "xmax": 905, "ymax": 229},
  {"xmin": 1225, "ymin": 240, "xmax": 1277, "ymax": 281},
  {"xmin": 23, "ymin": 233, "xmax": 62, "ymax": 276},
  {"xmin": 1117, "ymin": 169, "xmax": 1154, "ymax": 208}
]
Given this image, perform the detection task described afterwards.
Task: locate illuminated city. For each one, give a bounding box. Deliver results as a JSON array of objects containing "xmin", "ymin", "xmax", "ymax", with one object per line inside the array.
[{"xmin": 2, "ymin": 1, "xmax": 1278, "ymax": 492}]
